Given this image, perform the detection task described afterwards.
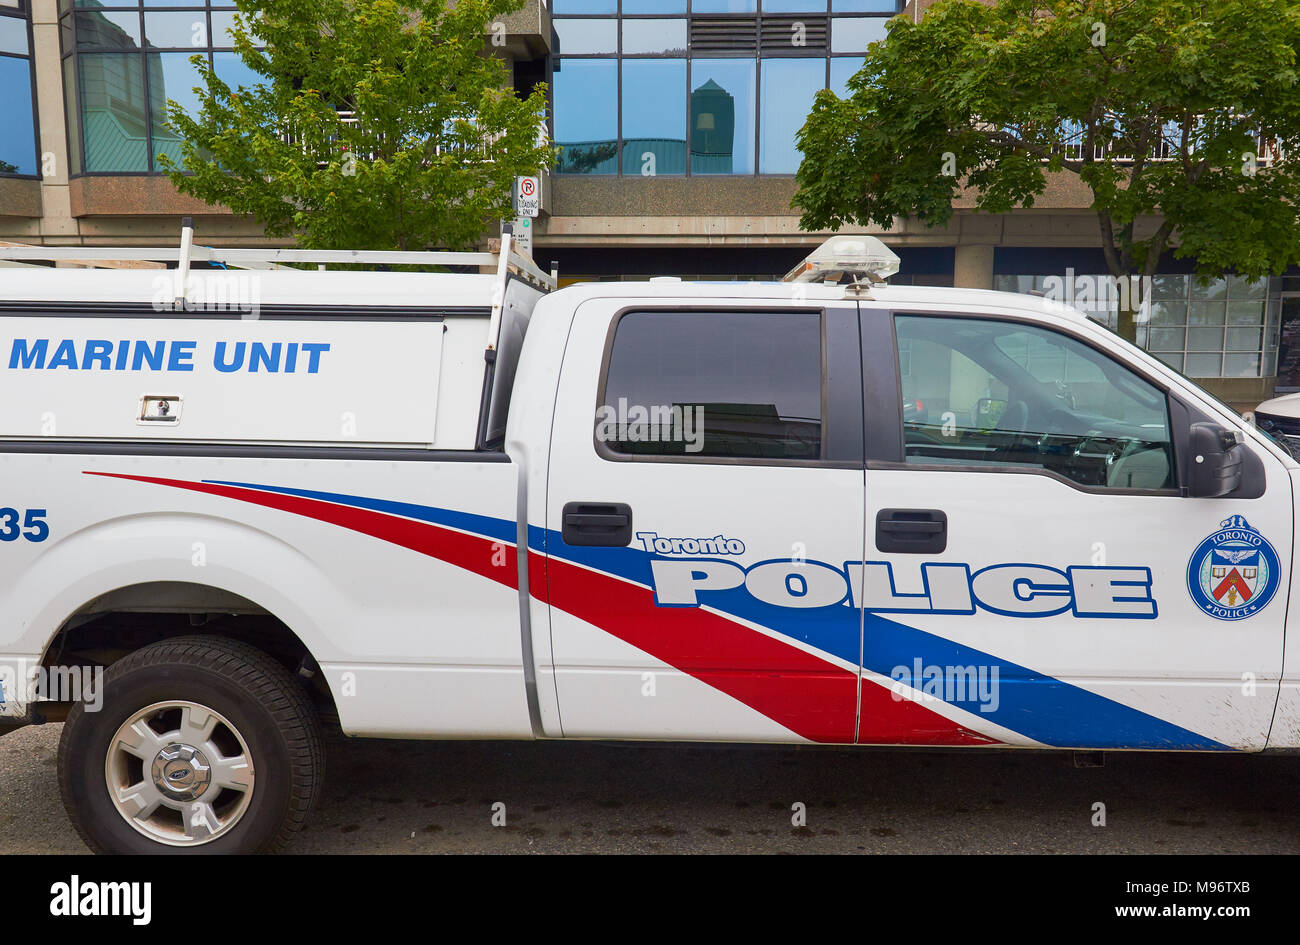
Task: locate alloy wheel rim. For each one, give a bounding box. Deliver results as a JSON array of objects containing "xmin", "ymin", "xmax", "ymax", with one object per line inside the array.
[{"xmin": 104, "ymin": 700, "xmax": 256, "ymax": 847}]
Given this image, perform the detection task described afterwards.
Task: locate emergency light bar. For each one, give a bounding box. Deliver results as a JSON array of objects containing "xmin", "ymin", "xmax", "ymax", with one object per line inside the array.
[{"xmin": 783, "ymin": 235, "xmax": 901, "ymax": 289}]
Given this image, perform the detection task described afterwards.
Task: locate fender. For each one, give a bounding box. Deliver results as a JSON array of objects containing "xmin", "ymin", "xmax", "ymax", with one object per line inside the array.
[{"xmin": 9, "ymin": 512, "xmax": 337, "ymax": 698}]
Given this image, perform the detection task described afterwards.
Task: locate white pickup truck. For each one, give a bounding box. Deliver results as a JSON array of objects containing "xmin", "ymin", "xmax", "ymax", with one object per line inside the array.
[{"xmin": 0, "ymin": 230, "xmax": 1295, "ymax": 854}]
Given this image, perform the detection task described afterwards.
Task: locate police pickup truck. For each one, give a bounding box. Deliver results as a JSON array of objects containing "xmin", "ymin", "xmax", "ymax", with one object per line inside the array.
[{"xmin": 0, "ymin": 228, "xmax": 1294, "ymax": 854}]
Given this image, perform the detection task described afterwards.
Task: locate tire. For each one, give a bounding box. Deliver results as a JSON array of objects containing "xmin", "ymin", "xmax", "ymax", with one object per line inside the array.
[{"xmin": 58, "ymin": 635, "xmax": 324, "ymax": 854}]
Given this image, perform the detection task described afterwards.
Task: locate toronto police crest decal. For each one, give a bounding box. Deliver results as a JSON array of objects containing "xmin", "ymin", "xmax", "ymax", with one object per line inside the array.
[{"xmin": 1186, "ymin": 516, "xmax": 1280, "ymax": 621}]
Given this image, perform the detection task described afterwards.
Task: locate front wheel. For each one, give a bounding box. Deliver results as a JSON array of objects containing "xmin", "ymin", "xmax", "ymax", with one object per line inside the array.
[{"xmin": 58, "ymin": 635, "xmax": 324, "ymax": 854}]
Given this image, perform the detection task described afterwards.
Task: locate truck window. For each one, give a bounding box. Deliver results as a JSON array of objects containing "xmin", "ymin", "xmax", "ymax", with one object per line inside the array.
[
  {"xmin": 599, "ymin": 310, "xmax": 823, "ymax": 460},
  {"xmin": 895, "ymin": 314, "xmax": 1176, "ymax": 491}
]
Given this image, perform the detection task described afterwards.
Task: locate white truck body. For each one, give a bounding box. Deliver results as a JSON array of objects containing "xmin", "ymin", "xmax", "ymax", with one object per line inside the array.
[{"xmin": 0, "ymin": 235, "xmax": 1296, "ymax": 851}]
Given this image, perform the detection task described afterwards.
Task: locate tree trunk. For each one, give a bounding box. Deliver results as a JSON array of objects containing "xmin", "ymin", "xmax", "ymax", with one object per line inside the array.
[{"xmin": 1116, "ymin": 287, "xmax": 1139, "ymax": 345}]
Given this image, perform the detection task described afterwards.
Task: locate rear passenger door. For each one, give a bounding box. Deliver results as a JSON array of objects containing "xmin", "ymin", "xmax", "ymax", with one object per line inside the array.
[
  {"xmin": 858, "ymin": 309, "xmax": 1291, "ymax": 751},
  {"xmin": 543, "ymin": 299, "xmax": 866, "ymax": 744}
]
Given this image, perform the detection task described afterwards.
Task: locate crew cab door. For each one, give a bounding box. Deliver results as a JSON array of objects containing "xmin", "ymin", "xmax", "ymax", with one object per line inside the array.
[
  {"xmin": 542, "ymin": 298, "xmax": 865, "ymax": 743},
  {"xmin": 858, "ymin": 307, "xmax": 1292, "ymax": 751}
]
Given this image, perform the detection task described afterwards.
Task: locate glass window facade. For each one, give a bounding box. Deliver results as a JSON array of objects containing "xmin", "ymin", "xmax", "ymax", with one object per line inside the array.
[
  {"xmin": 994, "ymin": 272, "xmax": 1281, "ymax": 380},
  {"xmin": 759, "ymin": 56, "xmax": 823, "ymax": 173},
  {"xmin": 622, "ymin": 58, "xmax": 686, "ymax": 175},
  {"xmin": 552, "ymin": 0, "xmax": 899, "ymax": 176},
  {"xmin": 0, "ymin": 2, "xmax": 38, "ymax": 177},
  {"xmin": 553, "ymin": 58, "xmax": 618, "ymax": 174},
  {"xmin": 690, "ymin": 58, "xmax": 755, "ymax": 174},
  {"xmin": 60, "ymin": 0, "xmax": 260, "ymax": 174}
]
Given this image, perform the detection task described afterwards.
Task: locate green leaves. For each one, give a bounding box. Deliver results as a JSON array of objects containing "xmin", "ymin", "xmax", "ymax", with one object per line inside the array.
[
  {"xmin": 794, "ymin": 0, "xmax": 1300, "ymax": 323},
  {"xmin": 158, "ymin": 0, "xmax": 552, "ymax": 251}
]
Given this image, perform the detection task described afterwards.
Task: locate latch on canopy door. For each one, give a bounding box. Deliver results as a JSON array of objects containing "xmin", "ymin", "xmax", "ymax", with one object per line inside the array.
[{"xmin": 138, "ymin": 394, "xmax": 183, "ymax": 424}]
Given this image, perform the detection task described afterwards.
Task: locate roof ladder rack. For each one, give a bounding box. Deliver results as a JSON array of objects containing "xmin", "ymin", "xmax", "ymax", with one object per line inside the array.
[{"xmin": 0, "ymin": 220, "xmax": 558, "ymax": 291}]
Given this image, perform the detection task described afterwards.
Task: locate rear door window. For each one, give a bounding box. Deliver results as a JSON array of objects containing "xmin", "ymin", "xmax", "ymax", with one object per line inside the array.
[{"xmin": 600, "ymin": 310, "xmax": 824, "ymax": 461}]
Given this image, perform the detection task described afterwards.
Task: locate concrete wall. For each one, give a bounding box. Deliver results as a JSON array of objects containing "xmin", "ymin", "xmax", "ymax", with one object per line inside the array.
[{"xmin": 1196, "ymin": 378, "xmax": 1276, "ymax": 413}]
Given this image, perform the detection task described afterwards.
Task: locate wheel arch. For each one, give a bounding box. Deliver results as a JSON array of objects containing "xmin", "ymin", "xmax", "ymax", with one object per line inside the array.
[
  {"xmin": 36, "ymin": 579, "xmax": 340, "ymax": 726},
  {"xmin": 17, "ymin": 511, "xmax": 347, "ymax": 665}
]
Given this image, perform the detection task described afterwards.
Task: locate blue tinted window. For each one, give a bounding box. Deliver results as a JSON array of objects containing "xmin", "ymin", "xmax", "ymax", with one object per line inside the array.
[
  {"xmin": 150, "ymin": 51, "xmax": 206, "ymax": 116},
  {"xmin": 693, "ymin": 0, "xmax": 757, "ymax": 11},
  {"xmin": 623, "ymin": 0, "xmax": 685, "ymax": 11},
  {"xmin": 829, "ymin": 56, "xmax": 861, "ymax": 96},
  {"xmin": 75, "ymin": 10, "xmax": 140, "ymax": 48},
  {"xmin": 622, "ymin": 59, "xmax": 685, "ymax": 176},
  {"xmin": 80, "ymin": 53, "xmax": 150, "ymax": 171},
  {"xmin": 545, "ymin": 3, "xmax": 894, "ymax": 176},
  {"xmin": 763, "ymin": 0, "xmax": 829, "ymax": 10},
  {"xmin": 621, "ymin": 18, "xmax": 685, "ymax": 55},
  {"xmin": 690, "ymin": 59, "xmax": 755, "ymax": 174},
  {"xmin": 0, "ymin": 54, "xmax": 36, "ymax": 174},
  {"xmin": 554, "ymin": 18, "xmax": 617, "ymax": 55},
  {"xmin": 209, "ymin": 11, "xmax": 239, "ymax": 48},
  {"xmin": 832, "ymin": 15, "xmax": 889, "ymax": 52},
  {"xmin": 832, "ymin": 0, "xmax": 898, "ymax": 10},
  {"xmin": 68, "ymin": 2, "xmax": 270, "ymax": 174},
  {"xmin": 144, "ymin": 11, "xmax": 206, "ymax": 47},
  {"xmin": 149, "ymin": 51, "xmax": 206, "ymax": 168},
  {"xmin": 0, "ymin": 16, "xmax": 27, "ymax": 54},
  {"xmin": 554, "ymin": 59, "xmax": 618, "ymax": 174},
  {"xmin": 760, "ymin": 57, "xmax": 823, "ymax": 173},
  {"xmin": 212, "ymin": 51, "xmax": 259, "ymax": 91},
  {"xmin": 551, "ymin": 0, "xmax": 615, "ymax": 13}
]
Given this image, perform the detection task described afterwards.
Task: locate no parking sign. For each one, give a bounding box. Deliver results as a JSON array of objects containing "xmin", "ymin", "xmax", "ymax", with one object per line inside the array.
[{"xmin": 515, "ymin": 176, "xmax": 540, "ymax": 217}]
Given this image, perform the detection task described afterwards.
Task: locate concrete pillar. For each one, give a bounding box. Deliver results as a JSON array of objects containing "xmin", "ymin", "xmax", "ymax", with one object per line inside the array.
[
  {"xmin": 31, "ymin": 0, "xmax": 79, "ymax": 241},
  {"xmin": 953, "ymin": 243, "xmax": 995, "ymax": 290}
]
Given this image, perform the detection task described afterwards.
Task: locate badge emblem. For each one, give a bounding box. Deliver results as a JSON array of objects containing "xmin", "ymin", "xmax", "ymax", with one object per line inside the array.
[{"xmin": 1187, "ymin": 516, "xmax": 1280, "ymax": 621}]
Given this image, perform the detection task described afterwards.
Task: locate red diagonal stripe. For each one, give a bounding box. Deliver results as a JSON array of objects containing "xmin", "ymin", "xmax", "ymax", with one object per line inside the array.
[
  {"xmin": 84, "ymin": 471, "xmax": 517, "ymax": 588},
  {"xmin": 545, "ymin": 555, "xmax": 995, "ymax": 746},
  {"xmin": 89, "ymin": 471, "xmax": 998, "ymax": 747}
]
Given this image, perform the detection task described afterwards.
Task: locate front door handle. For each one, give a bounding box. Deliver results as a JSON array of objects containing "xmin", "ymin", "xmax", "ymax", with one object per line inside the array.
[
  {"xmin": 876, "ymin": 508, "xmax": 947, "ymax": 553},
  {"xmin": 562, "ymin": 501, "xmax": 633, "ymax": 547}
]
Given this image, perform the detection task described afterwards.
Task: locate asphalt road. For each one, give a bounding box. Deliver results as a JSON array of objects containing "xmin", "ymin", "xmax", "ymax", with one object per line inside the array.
[{"xmin": 3, "ymin": 722, "xmax": 1298, "ymax": 854}]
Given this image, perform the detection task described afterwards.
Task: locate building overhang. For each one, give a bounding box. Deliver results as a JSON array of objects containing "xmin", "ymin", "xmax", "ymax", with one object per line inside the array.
[
  {"xmin": 0, "ymin": 178, "xmax": 42, "ymax": 219},
  {"xmin": 495, "ymin": 0, "xmax": 551, "ymax": 59}
]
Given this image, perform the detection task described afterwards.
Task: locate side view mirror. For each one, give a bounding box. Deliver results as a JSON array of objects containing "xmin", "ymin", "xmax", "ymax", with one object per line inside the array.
[{"xmin": 1188, "ymin": 422, "xmax": 1244, "ymax": 498}]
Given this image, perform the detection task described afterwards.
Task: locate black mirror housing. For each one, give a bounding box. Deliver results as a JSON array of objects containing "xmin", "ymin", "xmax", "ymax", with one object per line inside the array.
[{"xmin": 1188, "ymin": 422, "xmax": 1244, "ymax": 498}]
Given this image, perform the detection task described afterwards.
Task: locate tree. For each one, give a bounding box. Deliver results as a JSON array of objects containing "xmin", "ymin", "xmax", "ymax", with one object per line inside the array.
[
  {"xmin": 158, "ymin": 0, "xmax": 552, "ymax": 251},
  {"xmin": 795, "ymin": 0, "xmax": 1300, "ymax": 341}
]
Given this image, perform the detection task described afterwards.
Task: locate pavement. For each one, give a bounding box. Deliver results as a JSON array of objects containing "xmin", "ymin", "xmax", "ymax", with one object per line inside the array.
[{"xmin": 3, "ymin": 723, "xmax": 1298, "ymax": 854}]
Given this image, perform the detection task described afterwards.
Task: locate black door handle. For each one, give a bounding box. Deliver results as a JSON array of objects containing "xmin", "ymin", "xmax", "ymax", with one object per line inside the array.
[
  {"xmin": 562, "ymin": 502, "xmax": 633, "ymax": 547},
  {"xmin": 876, "ymin": 508, "xmax": 947, "ymax": 553},
  {"xmin": 878, "ymin": 520, "xmax": 944, "ymax": 534}
]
